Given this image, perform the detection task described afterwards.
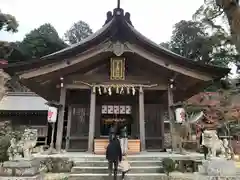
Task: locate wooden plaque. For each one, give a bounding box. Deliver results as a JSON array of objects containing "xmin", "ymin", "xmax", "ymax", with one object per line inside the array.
[
  {"xmin": 107, "ymin": 105, "xmax": 114, "ymax": 114},
  {"xmin": 110, "ymin": 57, "xmax": 125, "ymax": 80},
  {"xmin": 101, "ymin": 105, "xmax": 108, "ymax": 114},
  {"xmin": 114, "ymin": 105, "xmax": 120, "ymax": 114},
  {"xmin": 126, "ymin": 105, "xmax": 132, "ymax": 114},
  {"xmin": 120, "ymin": 105, "xmax": 126, "ymax": 114}
]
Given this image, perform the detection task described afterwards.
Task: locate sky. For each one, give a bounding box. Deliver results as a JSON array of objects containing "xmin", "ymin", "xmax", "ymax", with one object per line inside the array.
[
  {"xmin": 0, "ymin": 0, "xmax": 204, "ymax": 43},
  {"xmin": 0, "ymin": 0, "xmax": 238, "ymax": 77}
]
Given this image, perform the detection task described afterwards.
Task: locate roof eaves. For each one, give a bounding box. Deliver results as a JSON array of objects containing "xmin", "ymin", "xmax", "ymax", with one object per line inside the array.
[
  {"xmin": 4, "ymin": 18, "xmax": 116, "ymax": 74},
  {"xmin": 41, "ymin": 18, "xmax": 115, "ymax": 60},
  {"xmin": 125, "ymin": 22, "xmax": 230, "ymax": 77},
  {"xmin": 5, "ymin": 92, "xmax": 39, "ymax": 97}
]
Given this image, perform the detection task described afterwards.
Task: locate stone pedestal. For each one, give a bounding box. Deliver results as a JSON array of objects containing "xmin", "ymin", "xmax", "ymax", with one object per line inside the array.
[
  {"xmin": 195, "ymin": 157, "xmax": 239, "ymax": 180},
  {"xmin": 0, "ymin": 159, "xmax": 43, "ymax": 180}
]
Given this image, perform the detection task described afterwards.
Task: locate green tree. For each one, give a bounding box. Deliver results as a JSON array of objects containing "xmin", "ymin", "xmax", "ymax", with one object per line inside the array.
[
  {"xmin": 161, "ymin": 20, "xmax": 237, "ymax": 67},
  {"xmin": 64, "ymin": 20, "xmax": 93, "ymax": 44},
  {"xmin": 194, "ymin": 0, "xmax": 240, "ymax": 60},
  {"xmin": 0, "ymin": 10, "xmax": 18, "ymax": 59},
  {"xmin": 17, "ymin": 23, "xmax": 67, "ymax": 60},
  {"xmin": 0, "ymin": 10, "xmax": 18, "ymax": 32},
  {"xmin": 193, "ymin": 0, "xmax": 240, "ymax": 84}
]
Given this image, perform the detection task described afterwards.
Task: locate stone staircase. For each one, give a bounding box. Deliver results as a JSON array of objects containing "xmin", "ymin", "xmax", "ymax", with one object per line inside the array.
[
  {"xmin": 235, "ymin": 161, "xmax": 240, "ymax": 175},
  {"xmin": 69, "ymin": 155, "xmax": 166, "ymax": 180}
]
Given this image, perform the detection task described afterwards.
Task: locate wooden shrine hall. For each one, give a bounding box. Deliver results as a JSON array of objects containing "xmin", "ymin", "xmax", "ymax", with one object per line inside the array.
[{"xmin": 4, "ymin": 5, "xmax": 229, "ymax": 154}]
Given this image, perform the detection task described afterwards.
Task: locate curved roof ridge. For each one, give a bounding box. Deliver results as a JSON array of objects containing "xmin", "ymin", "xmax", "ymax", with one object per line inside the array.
[
  {"xmin": 126, "ymin": 22, "xmax": 183, "ymax": 58},
  {"xmin": 125, "ymin": 22, "xmax": 229, "ymax": 71},
  {"xmin": 41, "ymin": 18, "xmax": 115, "ymax": 60}
]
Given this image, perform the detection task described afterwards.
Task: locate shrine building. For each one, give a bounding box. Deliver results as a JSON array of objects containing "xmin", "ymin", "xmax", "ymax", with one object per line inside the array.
[{"xmin": 4, "ymin": 6, "xmax": 230, "ymax": 154}]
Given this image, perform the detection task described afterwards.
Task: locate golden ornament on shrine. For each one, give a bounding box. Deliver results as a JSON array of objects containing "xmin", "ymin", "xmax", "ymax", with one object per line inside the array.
[{"xmin": 110, "ymin": 57, "xmax": 125, "ymax": 80}]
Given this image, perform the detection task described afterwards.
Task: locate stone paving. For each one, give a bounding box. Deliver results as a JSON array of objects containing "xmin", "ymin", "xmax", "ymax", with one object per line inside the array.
[
  {"xmin": 44, "ymin": 173, "xmax": 69, "ymax": 180},
  {"xmin": 38, "ymin": 153, "xmax": 240, "ymax": 179}
]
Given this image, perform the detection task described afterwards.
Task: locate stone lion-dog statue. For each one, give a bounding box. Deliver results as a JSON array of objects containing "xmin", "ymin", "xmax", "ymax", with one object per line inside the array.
[{"xmin": 8, "ymin": 128, "xmax": 38, "ymax": 160}]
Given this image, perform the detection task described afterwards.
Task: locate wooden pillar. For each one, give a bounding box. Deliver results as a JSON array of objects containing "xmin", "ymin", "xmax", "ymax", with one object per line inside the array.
[
  {"xmin": 88, "ymin": 88, "xmax": 96, "ymax": 152},
  {"xmin": 139, "ymin": 86, "xmax": 146, "ymax": 151},
  {"xmin": 167, "ymin": 84, "xmax": 176, "ymax": 151},
  {"xmin": 56, "ymin": 87, "xmax": 67, "ymax": 152},
  {"xmin": 160, "ymin": 105, "xmax": 165, "ymax": 150},
  {"xmin": 65, "ymin": 106, "xmax": 72, "ymax": 151}
]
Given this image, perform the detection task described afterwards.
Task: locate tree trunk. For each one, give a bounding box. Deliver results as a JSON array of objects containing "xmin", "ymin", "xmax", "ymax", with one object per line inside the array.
[{"xmin": 216, "ymin": 0, "xmax": 240, "ymax": 54}]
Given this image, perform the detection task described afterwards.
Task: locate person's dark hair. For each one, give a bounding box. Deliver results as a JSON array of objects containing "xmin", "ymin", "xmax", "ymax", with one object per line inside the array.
[
  {"xmin": 112, "ymin": 135, "xmax": 117, "ymax": 141},
  {"xmin": 201, "ymin": 127, "xmax": 205, "ymax": 132}
]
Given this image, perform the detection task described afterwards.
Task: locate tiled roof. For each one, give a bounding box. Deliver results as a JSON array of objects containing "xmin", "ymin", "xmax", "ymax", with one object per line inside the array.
[{"xmin": 0, "ymin": 92, "xmax": 48, "ymax": 111}]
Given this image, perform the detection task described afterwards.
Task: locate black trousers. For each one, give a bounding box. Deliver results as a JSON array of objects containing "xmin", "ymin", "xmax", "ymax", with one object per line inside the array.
[
  {"xmin": 121, "ymin": 171, "xmax": 129, "ymax": 179},
  {"xmin": 108, "ymin": 160, "xmax": 118, "ymax": 180},
  {"xmin": 202, "ymin": 145, "xmax": 208, "ymax": 160}
]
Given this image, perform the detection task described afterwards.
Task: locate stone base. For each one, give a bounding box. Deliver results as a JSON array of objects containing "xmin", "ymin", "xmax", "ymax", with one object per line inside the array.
[
  {"xmin": 194, "ymin": 174, "xmax": 240, "ymax": 180},
  {"xmin": 69, "ymin": 173, "xmax": 193, "ymax": 180},
  {"xmin": 0, "ymin": 174, "xmax": 43, "ymax": 180},
  {"xmin": 0, "ymin": 159, "xmax": 40, "ymax": 177},
  {"xmin": 198, "ymin": 157, "xmax": 237, "ymax": 176}
]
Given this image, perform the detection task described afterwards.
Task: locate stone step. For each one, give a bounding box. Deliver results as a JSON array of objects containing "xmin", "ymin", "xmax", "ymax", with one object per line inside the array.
[
  {"xmin": 71, "ymin": 166, "xmax": 164, "ymax": 174},
  {"xmin": 71, "ymin": 156, "xmax": 167, "ymax": 162},
  {"xmin": 74, "ymin": 160, "xmax": 162, "ymax": 167},
  {"xmin": 235, "ymin": 162, "xmax": 240, "ymax": 168},
  {"xmin": 68, "ymin": 173, "xmax": 194, "ymax": 180}
]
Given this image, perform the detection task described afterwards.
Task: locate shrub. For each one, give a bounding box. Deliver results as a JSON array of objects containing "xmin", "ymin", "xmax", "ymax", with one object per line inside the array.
[
  {"xmin": 0, "ymin": 136, "xmax": 10, "ymax": 162},
  {"xmin": 40, "ymin": 157, "xmax": 73, "ymax": 173},
  {"xmin": 0, "ymin": 121, "xmax": 24, "ymax": 162},
  {"xmin": 162, "ymin": 158, "xmax": 175, "ymax": 176}
]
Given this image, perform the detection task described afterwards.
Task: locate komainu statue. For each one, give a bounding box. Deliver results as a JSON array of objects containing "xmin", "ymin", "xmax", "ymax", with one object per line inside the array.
[
  {"xmin": 202, "ymin": 130, "xmax": 225, "ymax": 159},
  {"xmin": 7, "ymin": 128, "xmax": 38, "ymax": 160},
  {"xmin": 173, "ymin": 111, "xmax": 204, "ymax": 154}
]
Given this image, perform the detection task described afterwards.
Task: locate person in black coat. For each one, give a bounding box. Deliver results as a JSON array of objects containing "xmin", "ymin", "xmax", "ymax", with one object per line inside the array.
[
  {"xmin": 109, "ymin": 121, "xmax": 117, "ymax": 142},
  {"xmin": 106, "ymin": 136, "xmax": 122, "ymax": 180},
  {"xmin": 200, "ymin": 127, "xmax": 208, "ymax": 160}
]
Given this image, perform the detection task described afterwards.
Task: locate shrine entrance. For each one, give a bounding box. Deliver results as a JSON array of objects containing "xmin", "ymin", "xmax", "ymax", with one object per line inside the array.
[
  {"xmin": 6, "ymin": 4, "xmax": 229, "ymax": 154},
  {"xmin": 96, "ymin": 93, "xmax": 138, "ymax": 139},
  {"xmin": 100, "ymin": 104, "xmax": 133, "ymax": 137}
]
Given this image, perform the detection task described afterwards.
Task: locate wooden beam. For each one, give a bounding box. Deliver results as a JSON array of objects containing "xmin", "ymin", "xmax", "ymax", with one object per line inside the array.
[
  {"xmin": 64, "ymin": 73, "xmax": 169, "ymax": 90},
  {"xmin": 65, "ymin": 83, "xmax": 167, "ymax": 91},
  {"xmin": 19, "ymin": 42, "xmax": 112, "ymax": 79},
  {"xmin": 56, "ymin": 87, "xmax": 67, "ymax": 152},
  {"xmin": 139, "ymin": 87, "xmax": 146, "ymax": 151},
  {"xmin": 88, "ymin": 89, "xmax": 96, "ymax": 152},
  {"xmin": 64, "ymin": 72, "xmax": 169, "ymax": 84},
  {"xmin": 65, "ymin": 84, "xmax": 90, "ymax": 89},
  {"xmin": 126, "ymin": 43, "xmax": 213, "ymax": 81}
]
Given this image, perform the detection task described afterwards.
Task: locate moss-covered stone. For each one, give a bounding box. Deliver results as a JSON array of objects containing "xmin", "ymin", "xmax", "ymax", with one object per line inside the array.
[{"xmin": 40, "ymin": 158, "xmax": 73, "ymax": 173}]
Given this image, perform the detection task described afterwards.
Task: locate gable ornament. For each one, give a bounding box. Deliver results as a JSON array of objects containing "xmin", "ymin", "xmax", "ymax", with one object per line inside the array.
[{"xmin": 112, "ymin": 41, "xmax": 125, "ymax": 56}]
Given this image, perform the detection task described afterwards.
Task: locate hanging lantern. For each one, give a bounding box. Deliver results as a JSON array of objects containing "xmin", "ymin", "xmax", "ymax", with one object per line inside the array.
[
  {"xmin": 175, "ymin": 107, "xmax": 186, "ymax": 123},
  {"xmin": 48, "ymin": 106, "xmax": 58, "ymax": 123},
  {"xmin": 98, "ymin": 86, "xmax": 102, "ymax": 95},
  {"xmin": 120, "ymin": 86, "xmax": 124, "ymax": 94},
  {"xmin": 127, "ymin": 86, "xmax": 130, "ymax": 94},
  {"xmin": 108, "ymin": 87, "xmax": 112, "ymax": 95},
  {"xmin": 132, "ymin": 86, "xmax": 136, "ymax": 95}
]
